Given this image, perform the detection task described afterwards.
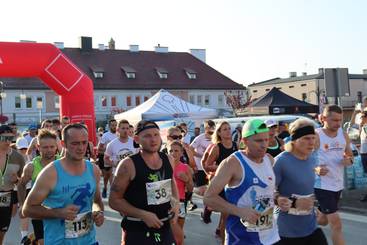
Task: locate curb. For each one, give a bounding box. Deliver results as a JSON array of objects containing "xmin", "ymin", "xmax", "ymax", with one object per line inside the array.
[{"xmin": 340, "ymin": 206, "xmax": 367, "ymax": 215}]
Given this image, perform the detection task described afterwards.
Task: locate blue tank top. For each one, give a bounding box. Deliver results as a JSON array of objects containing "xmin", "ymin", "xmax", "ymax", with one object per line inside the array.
[
  {"xmin": 43, "ymin": 160, "xmax": 97, "ymax": 244},
  {"xmin": 224, "ymin": 151, "xmax": 279, "ymax": 245}
]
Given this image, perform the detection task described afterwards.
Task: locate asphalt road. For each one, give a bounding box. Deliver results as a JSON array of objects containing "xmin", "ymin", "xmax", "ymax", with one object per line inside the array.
[{"xmin": 4, "ymin": 196, "xmax": 367, "ymax": 245}]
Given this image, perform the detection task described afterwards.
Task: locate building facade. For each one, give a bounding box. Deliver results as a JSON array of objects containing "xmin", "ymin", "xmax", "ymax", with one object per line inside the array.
[
  {"xmin": 0, "ymin": 37, "xmax": 246, "ymax": 125},
  {"xmin": 248, "ymin": 69, "xmax": 367, "ymax": 111}
]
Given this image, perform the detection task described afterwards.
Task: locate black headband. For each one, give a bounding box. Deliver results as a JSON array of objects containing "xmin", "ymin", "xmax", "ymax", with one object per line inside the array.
[
  {"xmin": 291, "ymin": 125, "xmax": 315, "ymax": 141},
  {"xmin": 135, "ymin": 125, "xmax": 160, "ymax": 135}
]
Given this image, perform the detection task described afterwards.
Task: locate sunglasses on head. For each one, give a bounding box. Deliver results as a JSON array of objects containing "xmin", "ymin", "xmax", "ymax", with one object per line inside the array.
[
  {"xmin": 0, "ymin": 135, "xmax": 15, "ymax": 142},
  {"xmin": 169, "ymin": 135, "xmax": 182, "ymax": 140}
]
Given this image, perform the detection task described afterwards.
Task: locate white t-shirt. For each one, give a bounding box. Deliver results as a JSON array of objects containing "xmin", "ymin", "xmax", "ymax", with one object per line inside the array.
[
  {"xmin": 105, "ymin": 137, "xmax": 137, "ymax": 167},
  {"xmin": 315, "ymin": 128, "xmax": 346, "ymax": 192},
  {"xmin": 183, "ymin": 133, "xmax": 191, "ymax": 145},
  {"xmin": 190, "ymin": 133, "xmax": 212, "ymax": 170},
  {"xmin": 99, "ymin": 131, "xmax": 117, "ymax": 146}
]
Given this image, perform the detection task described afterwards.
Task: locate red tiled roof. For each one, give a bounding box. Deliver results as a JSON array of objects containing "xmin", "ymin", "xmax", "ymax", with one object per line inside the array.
[{"xmin": 0, "ymin": 48, "xmax": 244, "ymax": 90}]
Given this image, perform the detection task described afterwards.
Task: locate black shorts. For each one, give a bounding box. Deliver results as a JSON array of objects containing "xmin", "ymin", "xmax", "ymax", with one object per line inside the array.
[
  {"xmin": 12, "ymin": 190, "xmax": 18, "ymax": 205},
  {"xmin": 31, "ymin": 219, "xmax": 44, "ymax": 241},
  {"xmin": 314, "ymin": 188, "xmax": 342, "ymax": 214},
  {"xmin": 361, "ymin": 153, "xmax": 367, "ymax": 173},
  {"xmin": 97, "ymin": 153, "xmax": 105, "ymax": 170},
  {"xmin": 194, "ymin": 170, "xmax": 208, "ymax": 187},
  {"xmin": 275, "ymin": 228, "xmax": 328, "ymax": 245},
  {"xmin": 0, "ymin": 190, "xmax": 14, "ymax": 232},
  {"xmin": 122, "ymin": 228, "xmax": 176, "ymax": 245}
]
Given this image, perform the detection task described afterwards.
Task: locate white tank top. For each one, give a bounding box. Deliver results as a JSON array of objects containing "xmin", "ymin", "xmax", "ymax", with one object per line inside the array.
[
  {"xmin": 315, "ymin": 127, "xmax": 346, "ymax": 191},
  {"xmin": 360, "ymin": 125, "xmax": 367, "ymax": 153}
]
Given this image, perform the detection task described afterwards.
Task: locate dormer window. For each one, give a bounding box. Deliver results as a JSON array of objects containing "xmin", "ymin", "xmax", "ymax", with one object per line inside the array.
[
  {"xmin": 121, "ymin": 66, "xmax": 136, "ymax": 79},
  {"xmin": 184, "ymin": 68, "xmax": 197, "ymax": 79},
  {"xmin": 156, "ymin": 67, "xmax": 168, "ymax": 79},
  {"xmin": 93, "ymin": 72, "xmax": 104, "ymax": 78},
  {"xmin": 89, "ymin": 65, "xmax": 104, "ymax": 79}
]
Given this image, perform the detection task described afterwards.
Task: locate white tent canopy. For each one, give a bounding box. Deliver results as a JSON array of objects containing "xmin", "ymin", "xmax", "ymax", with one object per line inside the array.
[{"xmin": 114, "ymin": 89, "xmax": 218, "ymax": 124}]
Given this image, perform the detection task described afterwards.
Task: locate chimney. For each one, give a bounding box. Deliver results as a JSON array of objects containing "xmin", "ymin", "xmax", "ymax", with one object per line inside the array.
[
  {"xmin": 79, "ymin": 36, "xmax": 92, "ymax": 52},
  {"xmin": 190, "ymin": 49, "xmax": 206, "ymax": 63},
  {"xmin": 289, "ymin": 72, "xmax": 297, "ymax": 78},
  {"xmin": 318, "ymin": 68, "xmax": 324, "ymax": 74},
  {"xmin": 98, "ymin": 44, "xmax": 105, "ymax": 51},
  {"xmin": 155, "ymin": 44, "xmax": 168, "ymax": 53},
  {"xmin": 108, "ymin": 38, "xmax": 115, "ymax": 50},
  {"xmin": 129, "ymin": 45, "xmax": 139, "ymax": 52},
  {"xmin": 54, "ymin": 42, "xmax": 64, "ymax": 49},
  {"xmin": 302, "ymin": 72, "xmax": 307, "ymax": 76}
]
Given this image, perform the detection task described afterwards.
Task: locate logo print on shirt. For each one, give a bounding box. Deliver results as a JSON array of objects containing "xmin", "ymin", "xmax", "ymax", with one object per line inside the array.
[
  {"xmin": 148, "ymin": 173, "xmax": 159, "ymax": 182},
  {"xmin": 253, "ymin": 178, "xmax": 259, "ymax": 184},
  {"xmin": 71, "ymin": 183, "xmax": 93, "ymax": 211},
  {"xmin": 324, "ymin": 144, "xmax": 329, "ymax": 150}
]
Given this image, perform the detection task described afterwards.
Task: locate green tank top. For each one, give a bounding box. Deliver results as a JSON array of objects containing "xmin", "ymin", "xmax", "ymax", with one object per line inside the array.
[{"xmin": 31, "ymin": 155, "xmax": 60, "ymax": 183}]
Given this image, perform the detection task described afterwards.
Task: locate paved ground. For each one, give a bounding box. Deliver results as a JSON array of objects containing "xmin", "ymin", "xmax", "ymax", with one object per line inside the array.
[{"xmin": 4, "ymin": 194, "xmax": 367, "ymax": 245}]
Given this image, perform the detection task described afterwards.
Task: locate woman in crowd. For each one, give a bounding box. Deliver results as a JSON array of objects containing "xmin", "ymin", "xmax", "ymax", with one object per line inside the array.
[{"xmin": 202, "ymin": 121, "xmax": 238, "ymax": 242}]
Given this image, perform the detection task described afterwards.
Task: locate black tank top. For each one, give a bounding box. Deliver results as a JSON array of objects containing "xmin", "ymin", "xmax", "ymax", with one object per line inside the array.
[
  {"xmin": 121, "ymin": 152, "xmax": 173, "ymax": 231},
  {"xmin": 216, "ymin": 142, "xmax": 238, "ymax": 165},
  {"xmin": 266, "ymin": 137, "xmax": 283, "ymax": 157}
]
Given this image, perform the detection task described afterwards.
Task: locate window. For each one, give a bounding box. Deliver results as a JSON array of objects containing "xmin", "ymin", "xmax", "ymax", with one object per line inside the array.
[
  {"xmin": 253, "ymin": 90, "xmax": 258, "ymax": 93},
  {"xmin": 218, "ymin": 95, "xmax": 224, "ymax": 106},
  {"xmin": 158, "ymin": 72, "xmax": 168, "ymax": 79},
  {"xmin": 204, "ymin": 95, "xmax": 210, "ymax": 106},
  {"xmin": 93, "ymin": 72, "xmax": 104, "ymax": 79},
  {"xmin": 101, "ymin": 96, "xmax": 107, "ymax": 107},
  {"xmin": 121, "ymin": 66, "xmax": 136, "ymax": 79},
  {"xmin": 156, "ymin": 67, "xmax": 168, "ymax": 79},
  {"xmin": 289, "ymin": 85, "xmax": 294, "ymax": 88},
  {"xmin": 26, "ymin": 96, "xmax": 32, "ymax": 108},
  {"xmin": 111, "ymin": 96, "xmax": 117, "ymax": 107},
  {"xmin": 185, "ymin": 68, "xmax": 197, "ymax": 79},
  {"xmin": 36, "ymin": 97, "xmax": 43, "ymax": 109},
  {"xmin": 197, "ymin": 95, "xmax": 202, "ymax": 105},
  {"xmin": 135, "ymin": 96, "xmax": 141, "ymax": 106},
  {"xmin": 302, "ymin": 93, "xmax": 307, "ymax": 101},
  {"xmin": 276, "ymin": 87, "xmax": 282, "ymax": 90},
  {"xmin": 126, "ymin": 96, "xmax": 132, "ymax": 107},
  {"xmin": 144, "ymin": 96, "xmax": 149, "ymax": 102},
  {"xmin": 187, "ymin": 73, "xmax": 196, "ymax": 79},
  {"xmin": 301, "ymin": 84, "xmax": 307, "ymax": 87},
  {"xmin": 54, "ymin": 96, "xmax": 60, "ymax": 109},
  {"xmin": 15, "ymin": 96, "xmax": 21, "ymax": 108},
  {"xmin": 189, "ymin": 95, "xmax": 195, "ymax": 104},
  {"xmin": 126, "ymin": 72, "xmax": 136, "ymax": 79},
  {"xmin": 266, "ymin": 89, "xmax": 270, "ymax": 91}
]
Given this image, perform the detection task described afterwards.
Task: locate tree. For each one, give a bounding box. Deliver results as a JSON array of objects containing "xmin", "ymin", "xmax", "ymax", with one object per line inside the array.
[{"xmin": 224, "ymin": 90, "xmax": 253, "ymax": 116}]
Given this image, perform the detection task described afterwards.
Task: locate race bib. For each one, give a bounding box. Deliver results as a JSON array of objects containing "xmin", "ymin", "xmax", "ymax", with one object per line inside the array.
[
  {"xmin": 146, "ymin": 179, "xmax": 172, "ymax": 205},
  {"xmin": 242, "ymin": 207, "xmax": 274, "ymax": 232},
  {"xmin": 65, "ymin": 211, "xmax": 93, "ymax": 239},
  {"xmin": 0, "ymin": 191, "xmax": 11, "ymax": 207},
  {"xmin": 288, "ymin": 194, "xmax": 314, "ymax": 216}
]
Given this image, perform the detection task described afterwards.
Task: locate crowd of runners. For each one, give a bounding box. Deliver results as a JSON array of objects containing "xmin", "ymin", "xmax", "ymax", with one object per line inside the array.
[{"xmin": 0, "ymin": 104, "xmax": 356, "ymax": 244}]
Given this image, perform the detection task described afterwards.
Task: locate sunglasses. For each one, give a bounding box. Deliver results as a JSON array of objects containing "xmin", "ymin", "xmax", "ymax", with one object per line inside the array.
[
  {"xmin": 0, "ymin": 135, "xmax": 15, "ymax": 142},
  {"xmin": 169, "ymin": 135, "xmax": 182, "ymax": 140}
]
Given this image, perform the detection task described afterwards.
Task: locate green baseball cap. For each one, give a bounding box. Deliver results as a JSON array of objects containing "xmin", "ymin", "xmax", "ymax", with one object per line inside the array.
[{"xmin": 242, "ymin": 119, "xmax": 269, "ymax": 138}]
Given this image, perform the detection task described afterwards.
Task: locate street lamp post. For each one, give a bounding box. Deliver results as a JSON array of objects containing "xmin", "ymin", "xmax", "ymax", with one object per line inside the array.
[{"xmin": 0, "ymin": 81, "xmax": 6, "ymax": 116}]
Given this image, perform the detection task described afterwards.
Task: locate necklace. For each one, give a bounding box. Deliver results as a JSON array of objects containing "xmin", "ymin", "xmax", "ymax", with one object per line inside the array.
[{"xmin": 0, "ymin": 154, "xmax": 9, "ymax": 186}]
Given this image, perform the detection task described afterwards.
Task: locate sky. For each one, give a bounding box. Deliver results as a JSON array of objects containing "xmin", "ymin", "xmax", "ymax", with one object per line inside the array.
[{"xmin": 2, "ymin": 0, "xmax": 367, "ymax": 86}]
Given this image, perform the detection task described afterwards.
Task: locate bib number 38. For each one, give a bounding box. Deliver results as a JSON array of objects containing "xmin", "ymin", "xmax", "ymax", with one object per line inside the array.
[{"xmin": 146, "ymin": 179, "xmax": 172, "ymax": 205}]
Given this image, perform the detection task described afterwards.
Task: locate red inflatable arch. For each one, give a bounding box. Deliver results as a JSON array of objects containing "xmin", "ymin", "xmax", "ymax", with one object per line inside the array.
[{"xmin": 0, "ymin": 42, "xmax": 96, "ymax": 144}]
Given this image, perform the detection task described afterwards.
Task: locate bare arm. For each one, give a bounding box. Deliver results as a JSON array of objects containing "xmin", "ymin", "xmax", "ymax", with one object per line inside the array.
[
  {"xmin": 22, "ymin": 165, "xmax": 64, "ymax": 219},
  {"xmin": 202, "ymin": 145, "xmax": 219, "ymax": 174},
  {"xmin": 18, "ymin": 163, "xmax": 33, "ymax": 206},
  {"xmin": 204, "ymin": 156, "xmax": 260, "ymax": 223},
  {"xmin": 182, "ymin": 143, "xmax": 196, "ymax": 170},
  {"xmin": 92, "ymin": 164, "xmax": 103, "ymax": 212},
  {"xmin": 26, "ymin": 138, "xmax": 37, "ymax": 161}
]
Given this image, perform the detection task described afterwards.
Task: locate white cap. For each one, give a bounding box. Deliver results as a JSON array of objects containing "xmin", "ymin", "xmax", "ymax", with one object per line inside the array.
[
  {"xmin": 16, "ymin": 137, "xmax": 28, "ymax": 150},
  {"xmin": 264, "ymin": 119, "xmax": 278, "ymax": 128}
]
